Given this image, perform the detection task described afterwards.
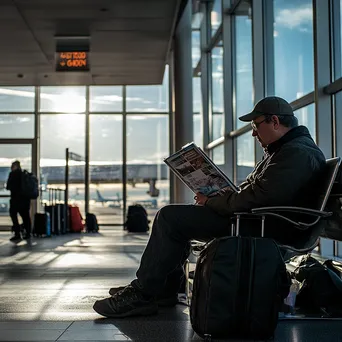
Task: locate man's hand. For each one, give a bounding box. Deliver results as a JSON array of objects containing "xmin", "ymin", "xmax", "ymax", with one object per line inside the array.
[{"xmin": 194, "ymin": 192, "xmax": 208, "ymax": 206}]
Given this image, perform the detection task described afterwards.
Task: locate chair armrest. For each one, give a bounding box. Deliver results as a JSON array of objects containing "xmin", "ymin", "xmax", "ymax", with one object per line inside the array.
[
  {"xmin": 251, "ymin": 206, "xmax": 332, "ymax": 218},
  {"xmin": 235, "ymin": 211, "xmax": 306, "ymax": 229},
  {"xmin": 235, "ymin": 208, "xmax": 332, "ymax": 230},
  {"xmin": 279, "ymin": 238, "xmax": 320, "ymax": 254}
]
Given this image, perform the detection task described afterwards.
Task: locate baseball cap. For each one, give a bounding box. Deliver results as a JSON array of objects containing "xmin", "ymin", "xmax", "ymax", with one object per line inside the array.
[{"xmin": 239, "ymin": 96, "xmax": 294, "ymax": 122}]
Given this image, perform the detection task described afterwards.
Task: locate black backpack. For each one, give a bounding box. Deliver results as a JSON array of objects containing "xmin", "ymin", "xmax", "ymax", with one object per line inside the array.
[
  {"xmin": 86, "ymin": 213, "xmax": 99, "ymax": 233},
  {"xmin": 190, "ymin": 236, "xmax": 290, "ymax": 340},
  {"xmin": 21, "ymin": 170, "xmax": 39, "ymax": 199},
  {"xmin": 125, "ymin": 204, "xmax": 150, "ymax": 232},
  {"xmin": 292, "ymin": 255, "xmax": 342, "ymax": 316}
]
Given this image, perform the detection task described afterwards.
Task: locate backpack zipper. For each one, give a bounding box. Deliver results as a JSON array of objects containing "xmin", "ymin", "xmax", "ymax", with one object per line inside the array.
[
  {"xmin": 203, "ymin": 239, "xmax": 219, "ymax": 334},
  {"xmin": 245, "ymin": 238, "xmax": 255, "ymax": 333}
]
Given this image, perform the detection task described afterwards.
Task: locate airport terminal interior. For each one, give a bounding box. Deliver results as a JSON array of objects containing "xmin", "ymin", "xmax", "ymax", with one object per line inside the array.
[{"xmin": 1, "ymin": 0, "xmax": 342, "ymax": 340}]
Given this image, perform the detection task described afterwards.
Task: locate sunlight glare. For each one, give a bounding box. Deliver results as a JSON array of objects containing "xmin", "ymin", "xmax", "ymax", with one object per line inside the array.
[{"xmin": 53, "ymin": 91, "xmax": 86, "ymax": 113}]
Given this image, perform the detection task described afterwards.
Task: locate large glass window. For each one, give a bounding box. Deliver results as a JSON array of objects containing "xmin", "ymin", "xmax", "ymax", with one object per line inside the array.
[
  {"xmin": 89, "ymin": 86, "xmax": 123, "ymax": 112},
  {"xmin": 127, "ymin": 115, "xmax": 169, "ymax": 220},
  {"xmin": 0, "ymin": 87, "xmax": 35, "ymax": 112},
  {"xmin": 294, "ymin": 103, "xmax": 316, "ymax": 141},
  {"xmin": 273, "ymin": 0, "xmax": 314, "ymax": 101},
  {"xmin": 193, "ymin": 77, "xmax": 203, "ymax": 148},
  {"xmin": 335, "ymin": 92, "xmax": 342, "ymax": 158},
  {"xmin": 0, "ymin": 114, "xmax": 34, "ymax": 138},
  {"xmin": 126, "ymin": 69, "xmax": 169, "ymax": 112},
  {"xmin": 236, "ymin": 132, "xmax": 255, "ymax": 185},
  {"xmin": 210, "ymin": 0, "xmax": 222, "ymax": 36},
  {"xmin": 335, "ymin": 0, "xmax": 342, "ymax": 79},
  {"xmin": 40, "ymin": 86, "xmax": 86, "ymax": 113},
  {"xmin": 192, "ymin": 30, "xmax": 201, "ymax": 68},
  {"xmin": 212, "ymin": 145, "xmax": 224, "ymax": 165},
  {"xmin": 0, "ymin": 144, "xmax": 32, "ymax": 227},
  {"xmin": 193, "ymin": 77, "xmax": 202, "ymax": 113},
  {"xmin": 234, "ymin": 2, "xmax": 253, "ymax": 129},
  {"xmin": 0, "ymin": 144, "xmax": 32, "ymax": 195},
  {"xmin": 211, "ymin": 45, "xmax": 224, "ymax": 141},
  {"xmin": 40, "ymin": 114, "xmax": 86, "ymax": 213},
  {"xmin": 89, "ymin": 115, "xmax": 123, "ymax": 225}
]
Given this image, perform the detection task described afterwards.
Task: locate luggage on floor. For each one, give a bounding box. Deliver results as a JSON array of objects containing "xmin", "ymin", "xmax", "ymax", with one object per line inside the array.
[
  {"xmin": 33, "ymin": 212, "xmax": 51, "ymax": 237},
  {"xmin": 86, "ymin": 213, "xmax": 99, "ymax": 232},
  {"xmin": 69, "ymin": 205, "xmax": 84, "ymax": 232},
  {"xmin": 44, "ymin": 188, "xmax": 66, "ymax": 235},
  {"xmin": 124, "ymin": 204, "xmax": 149, "ymax": 232},
  {"xmin": 290, "ymin": 255, "xmax": 342, "ymax": 316},
  {"xmin": 45, "ymin": 205, "xmax": 58, "ymax": 235},
  {"xmin": 56, "ymin": 203, "xmax": 67, "ymax": 234},
  {"xmin": 190, "ymin": 236, "xmax": 290, "ymax": 340}
]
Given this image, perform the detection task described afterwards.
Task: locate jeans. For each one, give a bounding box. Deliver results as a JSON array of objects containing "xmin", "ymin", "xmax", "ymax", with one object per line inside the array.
[
  {"xmin": 10, "ymin": 199, "xmax": 31, "ymax": 236},
  {"xmin": 133, "ymin": 204, "xmax": 243, "ymax": 297}
]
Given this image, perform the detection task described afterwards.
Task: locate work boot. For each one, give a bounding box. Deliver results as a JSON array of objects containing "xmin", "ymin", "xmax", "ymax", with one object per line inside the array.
[
  {"xmin": 93, "ymin": 285, "xmax": 158, "ymax": 318},
  {"xmin": 10, "ymin": 234, "xmax": 22, "ymax": 243}
]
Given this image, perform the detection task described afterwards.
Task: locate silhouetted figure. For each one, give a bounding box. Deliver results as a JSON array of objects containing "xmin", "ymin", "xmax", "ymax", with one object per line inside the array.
[{"xmin": 6, "ymin": 160, "xmax": 31, "ymax": 242}]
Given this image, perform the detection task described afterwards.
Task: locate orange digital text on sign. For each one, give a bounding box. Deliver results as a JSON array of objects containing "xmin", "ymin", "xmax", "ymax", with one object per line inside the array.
[{"xmin": 58, "ymin": 52, "xmax": 88, "ymax": 68}]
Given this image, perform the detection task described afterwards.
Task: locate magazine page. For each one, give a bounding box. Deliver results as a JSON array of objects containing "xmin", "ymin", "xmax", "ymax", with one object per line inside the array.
[{"xmin": 165, "ymin": 143, "xmax": 237, "ymax": 196}]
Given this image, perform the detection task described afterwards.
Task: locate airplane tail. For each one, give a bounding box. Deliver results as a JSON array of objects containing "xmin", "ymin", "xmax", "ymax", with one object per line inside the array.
[{"xmin": 96, "ymin": 190, "xmax": 104, "ymax": 202}]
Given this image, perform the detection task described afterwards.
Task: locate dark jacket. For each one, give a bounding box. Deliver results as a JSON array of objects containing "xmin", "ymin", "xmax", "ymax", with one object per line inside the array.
[
  {"xmin": 6, "ymin": 168, "xmax": 24, "ymax": 202},
  {"xmin": 206, "ymin": 126, "xmax": 326, "ymax": 243}
]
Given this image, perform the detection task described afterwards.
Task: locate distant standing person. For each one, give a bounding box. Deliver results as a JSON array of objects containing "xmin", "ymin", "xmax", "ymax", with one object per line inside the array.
[{"xmin": 6, "ymin": 160, "xmax": 32, "ymax": 242}]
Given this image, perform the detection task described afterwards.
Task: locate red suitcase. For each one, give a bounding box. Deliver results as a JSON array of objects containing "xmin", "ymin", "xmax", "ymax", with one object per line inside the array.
[{"xmin": 69, "ymin": 205, "xmax": 84, "ymax": 232}]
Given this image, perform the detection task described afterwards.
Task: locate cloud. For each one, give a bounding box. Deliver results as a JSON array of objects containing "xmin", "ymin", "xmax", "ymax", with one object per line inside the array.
[
  {"xmin": 93, "ymin": 95, "xmax": 123, "ymax": 103},
  {"xmin": 126, "ymin": 96, "xmax": 144, "ymax": 102},
  {"xmin": 275, "ymin": 5, "xmax": 312, "ymax": 30},
  {"xmin": 0, "ymin": 88, "xmax": 34, "ymax": 98}
]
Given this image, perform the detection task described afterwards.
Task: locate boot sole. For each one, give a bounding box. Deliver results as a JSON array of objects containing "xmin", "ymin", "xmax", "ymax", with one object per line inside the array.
[
  {"xmin": 93, "ymin": 303, "xmax": 158, "ymax": 318},
  {"xmin": 10, "ymin": 239, "xmax": 22, "ymax": 243}
]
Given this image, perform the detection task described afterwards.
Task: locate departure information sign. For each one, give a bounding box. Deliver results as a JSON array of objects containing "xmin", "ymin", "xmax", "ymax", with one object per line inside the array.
[{"xmin": 55, "ymin": 51, "xmax": 90, "ymax": 71}]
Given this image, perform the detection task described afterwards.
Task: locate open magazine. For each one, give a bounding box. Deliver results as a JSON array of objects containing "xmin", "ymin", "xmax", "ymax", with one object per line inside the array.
[{"xmin": 164, "ymin": 142, "xmax": 239, "ymax": 197}]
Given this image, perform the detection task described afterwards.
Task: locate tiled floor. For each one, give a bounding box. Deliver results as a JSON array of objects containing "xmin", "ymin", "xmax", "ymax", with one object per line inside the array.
[{"xmin": 0, "ymin": 229, "xmax": 342, "ymax": 341}]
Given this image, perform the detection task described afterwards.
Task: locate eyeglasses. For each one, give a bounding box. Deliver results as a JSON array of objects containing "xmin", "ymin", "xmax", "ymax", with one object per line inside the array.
[{"xmin": 251, "ymin": 118, "xmax": 267, "ymax": 131}]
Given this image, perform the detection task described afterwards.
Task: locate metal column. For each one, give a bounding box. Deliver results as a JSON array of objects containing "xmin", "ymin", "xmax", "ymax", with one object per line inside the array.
[
  {"xmin": 252, "ymin": 0, "xmax": 268, "ymax": 162},
  {"xmin": 33, "ymin": 86, "xmax": 40, "ymax": 214},
  {"xmin": 173, "ymin": 0, "xmax": 194, "ymax": 203},
  {"xmin": 122, "ymin": 86, "xmax": 127, "ymax": 222},
  {"xmin": 85, "ymin": 86, "xmax": 90, "ymax": 214},
  {"xmin": 313, "ymin": 0, "xmax": 333, "ymax": 158},
  {"xmin": 222, "ymin": 0, "xmax": 234, "ymax": 179}
]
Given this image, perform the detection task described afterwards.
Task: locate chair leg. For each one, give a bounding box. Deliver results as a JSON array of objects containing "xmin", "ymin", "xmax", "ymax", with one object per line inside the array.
[{"xmin": 184, "ymin": 259, "xmax": 190, "ymax": 306}]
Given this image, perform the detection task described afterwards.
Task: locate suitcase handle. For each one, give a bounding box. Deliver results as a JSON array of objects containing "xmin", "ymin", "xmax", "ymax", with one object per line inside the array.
[{"xmin": 235, "ymin": 214, "xmax": 266, "ymax": 237}]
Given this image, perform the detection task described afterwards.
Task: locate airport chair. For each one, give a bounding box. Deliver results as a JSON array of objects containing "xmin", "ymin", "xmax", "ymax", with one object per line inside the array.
[
  {"xmin": 235, "ymin": 157, "xmax": 341, "ymax": 256},
  {"xmin": 185, "ymin": 157, "xmax": 342, "ymax": 303}
]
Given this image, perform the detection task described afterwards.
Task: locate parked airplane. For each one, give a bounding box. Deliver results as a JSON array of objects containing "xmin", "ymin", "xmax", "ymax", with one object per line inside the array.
[{"xmin": 95, "ymin": 190, "xmax": 122, "ymax": 207}]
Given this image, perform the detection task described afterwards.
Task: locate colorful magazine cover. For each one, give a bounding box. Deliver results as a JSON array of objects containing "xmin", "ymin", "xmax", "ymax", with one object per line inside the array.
[{"xmin": 164, "ymin": 142, "xmax": 239, "ymax": 197}]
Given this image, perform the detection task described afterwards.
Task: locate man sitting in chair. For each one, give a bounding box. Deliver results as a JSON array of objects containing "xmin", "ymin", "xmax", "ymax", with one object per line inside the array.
[{"xmin": 93, "ymin": 96, "xmax": 326, "ymax": 318}]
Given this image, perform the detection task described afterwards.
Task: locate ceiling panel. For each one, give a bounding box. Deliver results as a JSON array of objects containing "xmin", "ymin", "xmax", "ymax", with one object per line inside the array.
[{"xmin": 0, "ymin": 0, "xmax": 181, "ymax": 85}]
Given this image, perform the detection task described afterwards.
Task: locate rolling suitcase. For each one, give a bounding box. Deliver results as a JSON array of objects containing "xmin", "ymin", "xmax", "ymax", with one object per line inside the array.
[
  {"xmin": 44, "ymin": 205, "xmax": 54, "ymax": 234},
  {"xmin": 33, "ymin": 212, "xmax": 51, "ymax": 237},
  {"xmin": 69, "ymin": 205, "xmax": 84, "ymax": 232},
  {"xmin": 57, "ymin": 204, "xmax": 67, "ymax": 234}
]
